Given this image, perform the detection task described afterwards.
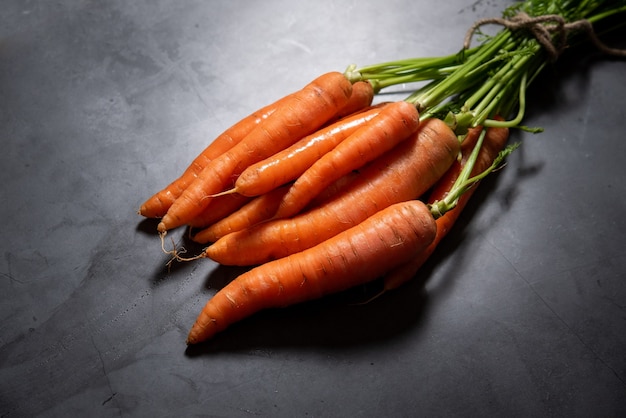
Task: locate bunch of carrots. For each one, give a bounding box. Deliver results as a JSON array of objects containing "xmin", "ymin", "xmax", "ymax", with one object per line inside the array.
[{"xmin": 138, "ymin": 0, "xmax": 625, "ymax": 345}]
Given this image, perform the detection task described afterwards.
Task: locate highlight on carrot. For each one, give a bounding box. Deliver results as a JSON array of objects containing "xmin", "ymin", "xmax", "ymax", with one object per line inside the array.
[
  {"xmin": 156, "ymin": 71, "xmax": 354, "ymax": 233},
  {"xmin": 274, "ymin": 100, "xmax": 420, "ymax": 219},
  {"xmin": 205, "ymin": 118, "xmax": 460, "ymax": 266},
  {"xmin": 232, "ymin": 104, "xmax": 386, "ymax": 198},
  {"xmin": 186, "ymin": 199, "xmax": 438, "ymax": 344}
]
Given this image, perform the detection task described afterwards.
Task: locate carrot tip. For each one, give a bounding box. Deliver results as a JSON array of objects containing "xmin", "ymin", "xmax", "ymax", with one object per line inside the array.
[
  {"xmin": 209, "ymin": 187, "xmax": 238, "ymax": 198},
  {"xmin": 350, "ymin": 288, "xmax": 387, "ymax": 306}
]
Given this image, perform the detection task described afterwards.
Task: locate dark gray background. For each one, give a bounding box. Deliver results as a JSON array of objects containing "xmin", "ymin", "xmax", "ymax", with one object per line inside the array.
[{"xmin": 1, "ymin": 1, "xmax": 625, "ymax": 416}]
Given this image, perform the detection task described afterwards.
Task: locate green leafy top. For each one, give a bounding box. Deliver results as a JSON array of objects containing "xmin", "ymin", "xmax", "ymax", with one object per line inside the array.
[
  {"xmin": 345, "ymin": 0, "xmax": 626, "ymax": 133},
  {"xmin": 344, "ymin": 0, "xmax": 626, "ymax": 217}
]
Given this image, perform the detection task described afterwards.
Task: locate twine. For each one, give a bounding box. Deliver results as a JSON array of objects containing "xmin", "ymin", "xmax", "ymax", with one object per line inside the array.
[{"xmin": 464, "ymin": 12, "xmax": 626, "ymax": 61}]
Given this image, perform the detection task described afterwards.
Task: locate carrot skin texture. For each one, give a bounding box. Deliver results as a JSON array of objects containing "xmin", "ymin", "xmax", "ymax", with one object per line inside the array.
[
  {"xmin": 234, "ymin": 105, "xmax": 385, "ymax": 198},
  {"xmin": 332, "ymin": 80, "xmax": 374, "ymax": 119},
  {"xmin": 138, "ymin": 99, "xmax": 283, "ymax": 218},
  {"xmin": 187, "ymin": 193, "xmax": 253, "ymax": 229},
  {"xmin": 186, "ymin": 200, "xmax": 437, "ymax": 344},
  {"xmin": 382, "ymin": 123, "xmax": 510, "ymax": 290},
  {"xmin": 157, "ymin": 72, "xmax": 353, "ymax": 233},
  {"xmin": 192, "ymin": 185, "xmax": 290, "ymax": 243},
  {"xmin": 206, "ymin": 118, "xmax": 460, "ymax": 266},
  {"xmin": 275, "ymin": 100, "xmax": 421, "ymax": 219}
]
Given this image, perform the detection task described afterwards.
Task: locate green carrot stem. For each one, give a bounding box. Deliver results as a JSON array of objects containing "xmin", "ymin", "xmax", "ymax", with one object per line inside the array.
[
  {"xmin": 483, "ymin": 71, "xmax": 528, "ymax": 128},
  {"xmin": 428, "ymin": 142, "xmax": 520, "ymax": 219},
  {"xmin": 411, "ymin": 30, "xmax": 512, "ymax": 111}
]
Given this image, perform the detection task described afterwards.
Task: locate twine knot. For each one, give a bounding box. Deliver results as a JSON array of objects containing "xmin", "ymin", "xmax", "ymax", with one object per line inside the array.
[{"xmin": 464, "ymin": 11, "xmax": 626, "ymax": 61}]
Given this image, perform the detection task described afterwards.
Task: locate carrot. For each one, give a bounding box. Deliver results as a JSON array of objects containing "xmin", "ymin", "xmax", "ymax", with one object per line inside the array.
[
  {"xmin": 186, "ymin": 199, "xmax": 437, "ymax": 344},
  {"xmin": 186, "ymin": 193, "xmax": 253, "ymax": 229},
  {"xmin": 206, "ymin": 117, "xmax": 459, "ymax": 266},
  {"xmin": 232, "ymin": 104, "xmax": 386, "ymax": 198},
  {"xmin": 382, "ymin": 122, "xmax": 510, "ymax": 292},
  {"xmin": 138, "ymin": 97, "xmax": 287, "ymax": 218},
  {"xmin": 306, "ymin": 168, "xmax": 360, "ymax": 207},
  {"xmin": 192, "ymin": 185, "xmax": 291, "ymax": 243},
  {"xmin": 274, "ymin": 100, "xmax": 420, "ymax": 219},
  {"xmin": 332, "ymin": 80, "xmax": 374, "ymax": 119},
  {"xmin": 157, "ymin": 71, "xmax": 354, "ymax": 233}
]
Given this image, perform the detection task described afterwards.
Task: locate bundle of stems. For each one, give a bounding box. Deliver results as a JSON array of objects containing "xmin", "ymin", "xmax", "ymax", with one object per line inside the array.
[
  {"xmin": 346, "ymin": 0, "xmax": 626, "ymax": 132},
  {"xmin": 344, "ymin": 0, "xmax": 626, "ymax": 213}
]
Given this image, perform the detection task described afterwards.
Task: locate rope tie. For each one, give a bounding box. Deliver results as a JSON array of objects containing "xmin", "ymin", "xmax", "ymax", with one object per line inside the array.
[{"xmin": 464, "ymin": 12, "xmax": 626, "ymax": 61}]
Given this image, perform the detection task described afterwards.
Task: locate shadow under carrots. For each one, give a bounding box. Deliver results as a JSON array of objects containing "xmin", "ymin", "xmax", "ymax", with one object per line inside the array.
[{"xmin": 184, "ymin": 279, "xmax": 430, "ymax": 357}]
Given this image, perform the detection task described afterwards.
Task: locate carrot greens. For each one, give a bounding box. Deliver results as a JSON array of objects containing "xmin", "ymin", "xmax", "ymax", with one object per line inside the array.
[
  {"xmin": 344, "ymin": 0, "xmax": 625, "ymax": 219},
  {"xmin": 345, "ymin": 0, "xmax": 626, "ymax": 134}
]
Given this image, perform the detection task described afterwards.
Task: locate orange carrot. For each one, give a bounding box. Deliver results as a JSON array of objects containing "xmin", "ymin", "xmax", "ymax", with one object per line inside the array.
[
  {"xmin": 192, "ymin": 185, "xmax": 291, "ymax": 243},
  {"xmin": 187, "ymin": 193, "xmax": 253, "ymax": 229},
  {"xmin": 333, "ymin": 80, "xmax": 374, "ymax": 119},
  {"xmin": 157, "ymin": 71, "xmax": 354, "ymax": 233},
  {"xmin": 306, "ymin": 168, "xmax": 360, "ymax": 207},
  {"xmin": 274, "ymin": 100, "xmax": 420, "ymax": 219},
  {"xmin": 382, "ymin": 122, "xmax": 510, "ymax": 291},
  {"xmin": 186, "ymin": 199, "xmax": 437, "ymax": 344},
  {"xmin": 138, "ymin": 97, "xmax": 287, "ymax": 218},
  {"xmin": 205, "ymin": 117, "xmax": 459, "ymax": 266},
  {"xmin": 233, "ymin": 104, "xmax": 386, "ymax": 198}
]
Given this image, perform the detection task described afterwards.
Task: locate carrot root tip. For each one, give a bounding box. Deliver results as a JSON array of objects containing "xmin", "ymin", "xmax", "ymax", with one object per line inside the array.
[
  {"xmin": 159, "ymin": 231, "xmax": 206, "ymax": 269},
  {"xmin": 350, "ymin": 288, "xmax": 387, "ymax": 306},
  {"xmin": 209, "ymin": 187, "xmax": 239, "ymax": 198}
]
